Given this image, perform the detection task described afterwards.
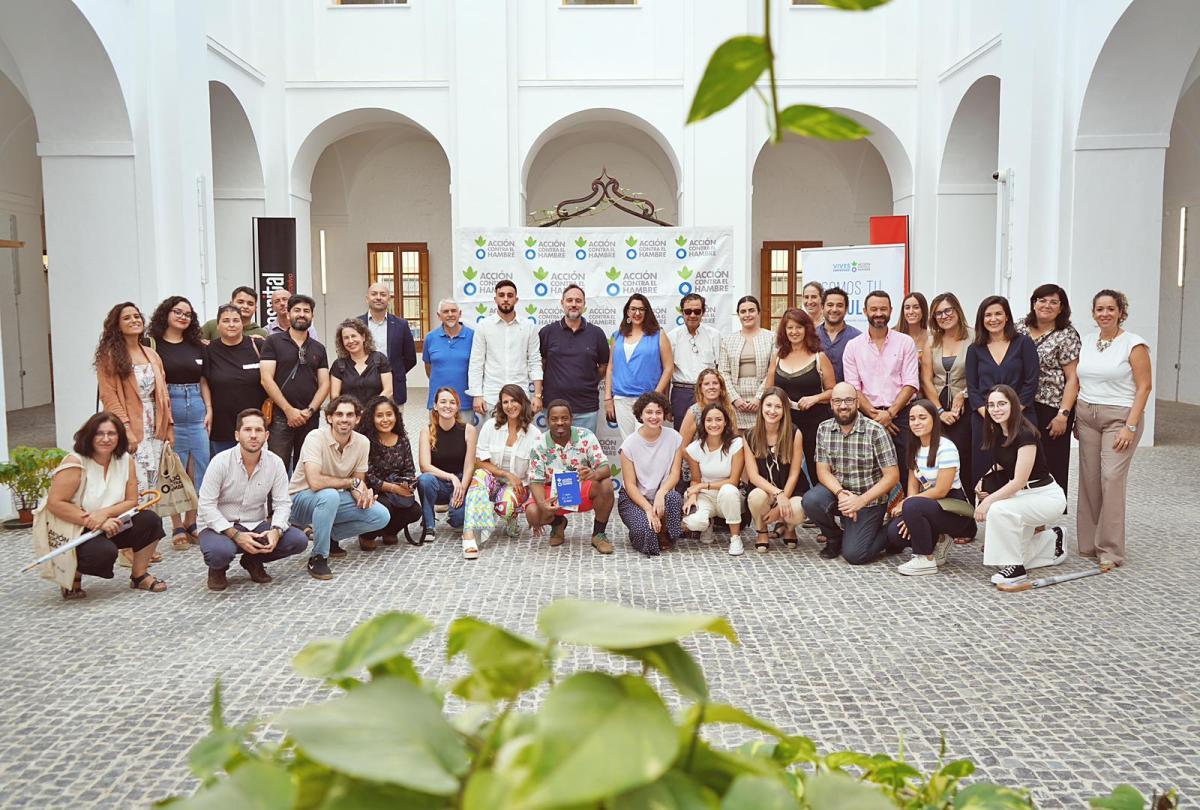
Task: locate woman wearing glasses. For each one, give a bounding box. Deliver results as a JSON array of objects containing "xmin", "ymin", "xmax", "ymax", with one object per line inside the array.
[
  {"xmin": 147, "ymin": 296, "xmax": 212, "ymax": 548},
  {"xmin": 605, "ymin": 294, "xmax": 674, "ymax": 439}
]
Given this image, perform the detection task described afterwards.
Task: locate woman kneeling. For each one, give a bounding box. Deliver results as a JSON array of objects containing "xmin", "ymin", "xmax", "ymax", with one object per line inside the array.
[
  {"xmin": 42, "ymin": 413, "xmax": 167, "ymax": 598},
  {"xmin": 743, "ymin": 387, "xmax": 807, "ymax": 552},
  {"xmin": 617, "ymin": 392, "xmax": 683, "ymax": 556},
  {"xmin": 683, "ymin": 403, "xmax": 745, "ymax": 556}
]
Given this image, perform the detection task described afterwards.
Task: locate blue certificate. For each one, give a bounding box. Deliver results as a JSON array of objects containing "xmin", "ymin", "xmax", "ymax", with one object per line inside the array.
[{"xmin": 554, "ymin": 471, "xmax": 582, "ymax": 508}]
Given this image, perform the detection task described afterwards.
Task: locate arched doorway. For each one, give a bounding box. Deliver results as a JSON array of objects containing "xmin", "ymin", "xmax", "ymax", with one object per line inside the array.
[
  {"xmin": 936, "ymin": 75, "xmax": 1000, "ymax": 313},
  {"xmin": 522, "ymin": 109, "xmax": 681, "ymax": 228},
  {"xmin": 209, "ymin": 81, "xmax": 265, "ymax": 306}
]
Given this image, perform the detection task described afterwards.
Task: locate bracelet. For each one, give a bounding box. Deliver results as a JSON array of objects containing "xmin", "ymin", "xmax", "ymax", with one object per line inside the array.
[{"xmin": 937, "ymin": 407, "xmax": 946, "ymax": 415}]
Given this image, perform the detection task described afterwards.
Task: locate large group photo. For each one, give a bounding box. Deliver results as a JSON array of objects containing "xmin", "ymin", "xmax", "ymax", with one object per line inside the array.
[{"xmin": 0, "ymin": 0, "xmax": 1196, "ymax": 808}]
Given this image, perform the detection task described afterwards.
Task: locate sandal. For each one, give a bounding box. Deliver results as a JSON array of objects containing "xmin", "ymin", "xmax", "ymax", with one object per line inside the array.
[
  {"xmin": 462, "ymin": 537, "xmax": 479, "ymax": 560},
  {"xmin": 61, "ymin": 575, "xmax": 86, "ymax": 600},
  {"xmin": 172, "ymin": 527, "xmax": 191, "ymax": 550},
  {"xmin": 130, "ymin": 572, "xmax": 168, "ymax": 592},
  {"xmin": 186, "ymin": 523, "xmax": 201, "ymax": 545},
  {"xmin": 755, "ymin": 529, "xmax": 770, "ymax": 553}
]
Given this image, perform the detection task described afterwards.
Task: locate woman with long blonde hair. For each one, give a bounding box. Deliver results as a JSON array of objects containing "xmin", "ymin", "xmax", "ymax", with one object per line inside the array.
[{"xmin": 417, "ymin": 387, "xmax": 477, "ymax": 544}]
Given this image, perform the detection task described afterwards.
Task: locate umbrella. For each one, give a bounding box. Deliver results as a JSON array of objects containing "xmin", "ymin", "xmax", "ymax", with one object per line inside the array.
[{"xmin": 21, "ymin": 490, "xmax": 161, "ymax": 574}]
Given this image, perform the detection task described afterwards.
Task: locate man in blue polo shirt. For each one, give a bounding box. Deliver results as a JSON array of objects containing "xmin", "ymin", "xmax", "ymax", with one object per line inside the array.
[
  {"xmin": 816, "ymin": 286, "xmax": 862, "ymax": 383},
  {"xmin": 423, "ymin": 298, "xmax": 475, "ymax": 411},
  {"xmin": 538, "ymin": 284, "xmax": 610, "ymax": 433}
]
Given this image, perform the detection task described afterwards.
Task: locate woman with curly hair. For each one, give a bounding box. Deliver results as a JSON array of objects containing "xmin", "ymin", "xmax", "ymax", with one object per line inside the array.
[
  {"xmin": 329, "ymin": 318, "xmax": 393, "ymax": 407},
  {"xmin": 460, "ymin": 384, "xmax": 541, "ymax": 559},
  {"xmin": 147, "ymin": 295, "xmax": 211, "ymax": 547},
  {"xmin": 95, "ymin": 302, "xmax": 173, "ymax": 495},
  {"xmin": 358, "ymin": 395, "xmax": 422, "ymax": 550}
]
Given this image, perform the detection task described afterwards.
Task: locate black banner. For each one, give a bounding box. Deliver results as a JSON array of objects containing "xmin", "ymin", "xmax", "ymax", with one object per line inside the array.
[{"xmin": 253, "ymin": 217, "xmax": 296, "ymax": 328}]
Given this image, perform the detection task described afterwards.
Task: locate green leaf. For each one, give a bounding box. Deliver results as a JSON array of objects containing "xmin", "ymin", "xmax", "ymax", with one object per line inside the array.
[
  {"xmin": 526, "ymin": 305, "xmax": 538, "ymax": 315},
  {"xmin": 606, "ymin": 267, "xmax": 622, "ymax": 280},
  {"xmin": 806, "ymin": 773, "xmax": 892, "ymax": 810},
  {"xmin": 938, "ymin": 759, "xmax": 975, "ymax": 779},
  {"xmin": 610, "ymin": 769, "xmax": 720, "ymax": 809},
  {"xmin": 685, "ymin": 740, "xmax": 782, "ymax": 797},
  {"xmin": 312, "ymin": 774, "xmax": 447, "ymax": 810},
  {"xmin": 525, "ymin": 236, "xmax": 538, "ymax": 247},
  {"xmin": 464, "ymin": 266, "xmax": 478, "ymax": 280},
  {"xmin": 464, "ymin": 769, "xmax": 513, "ymax": 810},
  {"xmin": 678, "ymin": 266, "xmax": 693, "ymax": 280},
  {"xmin": 509, "ymin": 672, "xmax": 679, "ymax": 808},
  {"xmin": 166, "ymin": 760, "xmax": 294, "ymax": 810},
  {"xmin": 447, "ymin": 616, "xmax": 550, "ymax": 702},
  {"xmin": 625, "ymin": 236, "xmax": 639, "ymax": 247},
  {"xmin": 720, "ymin": 775, "xmax": 799, "ymax": 809},
  {"xmin": 954, "ymin": 782, "xmax": 1035, "ymax": 809},
  {"xmin": 533, "ymin": 267, "xmax": 549, "ymax": 280},
  {"xmin": 208, "ymin": 679, "xmax": 225, "ymax": 731},
  {"xmin": 817, "ymin": 0, "xmax": 891, "ymax": 8},
  {"xmin": 188, "ymin": 728, "xmax": 249, "ymax": 782},
  {"xmin": 475, "ymin": 236, "xmax": 486, "ymax": 246},
  {"xmin": 575, "ymin": 237, "xmax": 588, "ymax": 247},
  {"xmin": 687, "ymin": 36, "xmax": 770, "ymax": 124},
  {"xmin": 476, "ymin": 304, "xmax": 488, "ymax": 314},
  {"xmin": 778, "ymin": 105, "xmax": 870, "ymax": 141},
  {"xmin": 538, "ymin": 599, "xmax": 737, "ymax": 648},
  {"xmin": 682, "ymin": 704, "xmax": 816, "ymax": 765},
  {"xmin": 675, "ymin": 235, "xmax": 688, "ymax": 247},
  {"xmin": 823, "ymin": 750, "xmax": 876, "ymax": 771},
  {"xmin": 1089, "ymin": 785, "xmax": 1147, "ymax": 810},
  {"xmin": 293, "ymin": 612, "xmax": 431, "ymax": 682},
  {"xmin": 623, "ymin": 642, "xmax": 708, "ymax": 701},
  {"xmin": 279, "ymin": 677, "xmax": 470, "ymax": 796}
]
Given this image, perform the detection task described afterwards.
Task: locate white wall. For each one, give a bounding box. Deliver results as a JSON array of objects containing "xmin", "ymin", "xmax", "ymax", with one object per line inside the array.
[{"xmin": 210, "ymin": 81, "xmax": 266, "ymax": 299}]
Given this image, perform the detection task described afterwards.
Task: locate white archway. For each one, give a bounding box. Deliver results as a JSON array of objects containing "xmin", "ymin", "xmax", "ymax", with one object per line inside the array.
[
  {"xmin": 936, "ymin": 75, "xmax": 1000, "ymax": 313},
  {"xmin": 522, "ymin": 109, "xmax": 681, "ymax": 227},
  {"xmin": 209, "ymin": 81, "xmax": 265, "ymax": 304}
]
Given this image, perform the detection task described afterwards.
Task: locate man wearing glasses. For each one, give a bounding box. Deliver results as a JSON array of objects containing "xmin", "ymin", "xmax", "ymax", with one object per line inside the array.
[
  {"xmin": 802, "ymin": 381, "xmax": 900, "ymax": 565},
  {"xmin": 260, "ymin": 294, "xmax": 331, "ymax": 474},
  {"xmin": 666, "ymin": 293, "xmax": 721, "ymax": 428},
  {"xmin": 539, "ymin": 284, "xmax": 610, "ymax": 434}
]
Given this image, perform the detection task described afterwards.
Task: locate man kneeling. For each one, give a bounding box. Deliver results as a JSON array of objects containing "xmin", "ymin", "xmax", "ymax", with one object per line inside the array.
[
  {"xmin": 198, "ymin": 408, "xmax": 309, "ymax": 591},
  {"xmin": 289, "ymin": 396, "xmax": 391, "ymax": 579},
  {"xmin": 526, "ymin": 400, "xmax": 615, "ymax": 554}
]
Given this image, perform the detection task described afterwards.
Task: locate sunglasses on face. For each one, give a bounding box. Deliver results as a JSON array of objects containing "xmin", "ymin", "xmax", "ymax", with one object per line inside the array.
[{"xmin": 683, "ymin": 308, "xmax": 703, "ymax": 316}]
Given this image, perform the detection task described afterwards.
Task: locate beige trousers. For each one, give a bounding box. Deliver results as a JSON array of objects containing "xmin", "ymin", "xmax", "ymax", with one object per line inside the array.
[
  {"xmin": 1075, "ymin": 399, "xmax": 1138, "ymax": 565},
  {"xmin": 683, "ymin": 484, "xmax": 743, "ymax": 532},
  {"xmin": 747, "ymin": 487, "xmax": 806, "ymax": 529}
]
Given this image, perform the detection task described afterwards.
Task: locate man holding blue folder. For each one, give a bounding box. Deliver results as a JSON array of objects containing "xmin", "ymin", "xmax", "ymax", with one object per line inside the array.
[{"xmin": 526, "ymin": 400, "xmax": 615, "ymax": 554}]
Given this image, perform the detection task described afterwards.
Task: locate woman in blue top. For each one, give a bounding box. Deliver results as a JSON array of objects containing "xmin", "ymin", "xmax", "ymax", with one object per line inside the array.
[
  {"xmin": 965, "ymin": 295, "xmax": 1038, "ymax": 490},
  {"xmin": 605, "ymin": 294, "xmax": 674, "ymax": 439}
]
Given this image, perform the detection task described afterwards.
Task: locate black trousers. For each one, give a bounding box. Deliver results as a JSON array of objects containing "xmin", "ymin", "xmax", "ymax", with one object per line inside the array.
[
  {"xmin": 75, "ymin": 510, "xmax": 164, "ymax": 579},
  {"xmin": 363, "ymin": 492, "xmax": 423, "ymax": 540},
  {"xmin": 938, "ymin": 408, "xmax": 974, "ymax": 505},
  {"xmin": 268, "ymin": 411, "xmax": 318, "ymax": 474},
  {"xmin": 1033, "ymin": 402, "xmax": 1073, "ymax": 502},
  {"xmin": 886, "ymin": 496, "xmax": 977, "ymax": 555}
]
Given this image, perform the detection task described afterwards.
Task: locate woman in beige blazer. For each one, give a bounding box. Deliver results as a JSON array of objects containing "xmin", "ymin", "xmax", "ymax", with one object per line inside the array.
[{"xmin": 719, "ymin": 295, "xmax": 775, "ymax": 432}]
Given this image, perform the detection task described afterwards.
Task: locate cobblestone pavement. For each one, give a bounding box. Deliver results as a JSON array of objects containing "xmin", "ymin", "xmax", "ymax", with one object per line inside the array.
[{"xmin": 0, "ymin": 401, "xmax": 1196, "ymax": 808}]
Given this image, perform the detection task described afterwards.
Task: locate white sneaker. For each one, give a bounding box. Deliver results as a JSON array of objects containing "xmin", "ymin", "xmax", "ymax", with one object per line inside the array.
[
  {"xmin": 699, "ymin": 526, "xmax": 715, "ymax": 545},
  {"xmin": 728, "ymin": 535, "xmax": 744, "ymax": 556},
  {"xmin": 898, "ymin": 555, "xmax": 938, "ymax": 576},
  {"xmin": 933, "ymin": 535, "xmax": 952, "ymax": 567}
]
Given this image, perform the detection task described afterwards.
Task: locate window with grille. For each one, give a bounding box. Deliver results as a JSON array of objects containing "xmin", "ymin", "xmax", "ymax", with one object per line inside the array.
[
  {"xmin": 759, "ymin": 240, "xmax": 822, "ymax": 332},
  {"xmin": 367, "ymin": 242, "xmax": 430, "ymax": 350}
]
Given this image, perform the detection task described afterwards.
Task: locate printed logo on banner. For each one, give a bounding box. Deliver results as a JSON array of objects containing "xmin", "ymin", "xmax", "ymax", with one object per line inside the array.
[
  {"xmin": 474, "ymin": 235, "xmax": 487, "ymax": 260},
  {"xmin": 473, "ymin": 303, "xmax": 489, "ymax": 323},
  {"xmin": 462, "ymin": 265, "xmax": 479, "ymax": 297},
  {"xmin": 675, "ymin": 234, "xmax": 689, "ymax": 260},
  {"xmin": 574, "ymin": 236, "xmax": 588, "ymax": 260},
  {"xmin": 605, "ymin": 266, "xmax": 622, "ymax": 297},
  {"xmin": 479, "ymin": 236, "xmax": 515, "ymax": 260},
  {"xmin": 535, "ymin": 237, "xmax": 567, "ymax": 261},
  {"xmin": 524, "ymin": 304, "xmax": 539, "ymax": 325},
  {"xmin": 684, "ymin": 235, "xmax": 721, "ymax": 258},
  {"xmin": 624, "ymin": 235, "xmax": 639, "ymax": 260},
  {"xmin": 524, "ymin": 236, "xmax": 538, "ymax": 260},
  {"xmin": 533, "ymin": 267, "xmax": 549, "ymax": 297},
  {"xmin": 635, "ymin": 236, "xmax": 670, "ymax": 260},
  {"xmin": 692, "ymin": 267, "xmax": 730, "ymax": 294},
  {"xmin": 831, "ymin": 260, "xmax": 869, "ymax": 274},
  {"xmin": 614, "ymin": 267, "xmax": 658, "ymax": 297},
  {"xmin": 587, "ymin": 237, "xmax": 617, "ymax": 260},
  {"xmin": 677, "ymin": 264, "xmax": 695, "ymax": 296}
]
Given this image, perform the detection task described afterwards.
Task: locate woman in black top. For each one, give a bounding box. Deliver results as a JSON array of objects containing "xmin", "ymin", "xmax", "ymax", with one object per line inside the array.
[
  {"xmin": 330, "ymin": 318, "xmax": 392, "ymax": 408},
  {"xmin": 204, "ymin": 304, "xmax": 267, "ymax": 455},
  {"xmin": 975, "ymin": 384, "xmax": 1068, "ymax": 588},
  {"xmin": 148, "ymin": 296, "xmax": 212, "ymax": 547},
  {"xmin": 358, "ymin": 395, "xmax": 422, "ymax": 550},
  {"xmin": 417, "ymin": 387, "xmax": 477, "ymax": 543},
  {"xmin": 742, "ymin": 388, "xmax": 807, "ymax": 552},
  {"xmin": 763, "ymin": 308, "xmax": 834, "ymax": 485}
]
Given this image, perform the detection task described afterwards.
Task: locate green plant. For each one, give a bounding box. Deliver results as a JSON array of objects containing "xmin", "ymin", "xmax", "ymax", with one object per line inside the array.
[
  {"xmin": 687, "ymin": 0, "xmax": 887, "ymax": 143},
  {"xmin": 157, "ymin": 600, "xmax": 1098, "ymax": 809},
  {"xmin": 0, "ymin": 445, "xmax": 67, "ymax": 514}
]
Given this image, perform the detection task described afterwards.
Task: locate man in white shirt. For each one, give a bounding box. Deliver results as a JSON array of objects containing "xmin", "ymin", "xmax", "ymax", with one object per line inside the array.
[
  {"xmin": 467, "ymin": 279, "xmax": 543, "ymax": 416},
  {"xmin": 666, "ymin": 292, "xmax": 721, "ymax": 428},
  {"xmin": 197, "ymin": 408, "xmax": 309, "ymax": 591}
]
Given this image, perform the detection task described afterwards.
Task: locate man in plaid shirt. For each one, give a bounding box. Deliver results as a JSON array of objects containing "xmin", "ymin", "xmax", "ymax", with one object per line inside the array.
[{"xmin": 801, "ymin": 382, "xmax": 900, "ymax": 564}]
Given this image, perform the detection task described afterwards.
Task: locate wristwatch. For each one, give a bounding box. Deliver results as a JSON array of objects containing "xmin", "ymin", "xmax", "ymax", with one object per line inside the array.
[
  {"xmin": 350, "ymin": 477, "xmax": 362, "ymax": 490},
  {"xmin": 1059, "ymin": 409, "xmax": 1070, "ymax": 417},
  {"xmin": 1124, "ymin": 423, "xmax": 1138, "ymax": 432}
]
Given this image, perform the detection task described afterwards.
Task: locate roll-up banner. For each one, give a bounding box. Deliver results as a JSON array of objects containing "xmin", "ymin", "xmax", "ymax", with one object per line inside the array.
[
  {"xmin": 253, "ymin": 217, "xmax": 297, "ymax": 329},
  {"xmin": 798, "ymin": 244, "xmax": 908, "ymax": 331}
]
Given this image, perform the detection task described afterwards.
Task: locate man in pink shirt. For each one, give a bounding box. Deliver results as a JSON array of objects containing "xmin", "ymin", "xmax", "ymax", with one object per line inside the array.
[{"xmin": 842, "ymin": 290, "xmax": 919, "ymax": 482}]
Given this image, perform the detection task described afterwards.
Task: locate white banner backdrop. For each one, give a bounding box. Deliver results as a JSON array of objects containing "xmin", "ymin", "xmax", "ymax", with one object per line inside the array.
[
  {"xmin": 453, "ymin": 226, "xmax": 736, "ymax": 464},
  {"xmin": 798, "ymin": 244, "xmax": 908, "ymax": 331}
]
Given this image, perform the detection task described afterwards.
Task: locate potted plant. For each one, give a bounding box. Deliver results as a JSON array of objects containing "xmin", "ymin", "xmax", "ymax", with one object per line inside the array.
[{"xmin": 0, "ymin": 445, "xmax": 67, "ymax": 526}]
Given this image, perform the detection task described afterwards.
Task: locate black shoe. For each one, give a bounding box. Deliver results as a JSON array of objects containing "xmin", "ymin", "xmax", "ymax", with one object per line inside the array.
[
  {"xmin": 421, "ymin": 527, "xmax": 436, "ymax": 544},
  {"xmin": 328, "ymin": 541, "xmax": 347, "ymax": 558},
  {"xmin": 307, "ymin": 555, "xmax": 333, "ymax": 580},
  {"xmin": 819, "ymin": 542, "xmax": 842, "ymax": 560},
  {"xmin": 1053, "ymin": 527, "xmax": 1064, "ymax": 557}
]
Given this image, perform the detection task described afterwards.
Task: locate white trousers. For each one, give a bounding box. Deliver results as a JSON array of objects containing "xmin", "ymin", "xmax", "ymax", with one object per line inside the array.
[
  {"xmin": 613, "ymin": 396, "xmax": 639, "ymax": 440},
  {"xmin": 683, "ymin": 484, "xmax": 743, "ymax": 532},
  {"xmin": 981, "ymin": 484, "xmax": 1067, "ymax": 567}
]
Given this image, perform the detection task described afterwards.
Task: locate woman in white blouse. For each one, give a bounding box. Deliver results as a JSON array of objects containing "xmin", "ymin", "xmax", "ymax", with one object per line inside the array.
[
  {"xmin": 1075, "ymin": 289, "xmax": 1152, "ymax": 571},
  {"xmin": 460, "ymin": 384, "xmax": 541, "ymax": 559}
]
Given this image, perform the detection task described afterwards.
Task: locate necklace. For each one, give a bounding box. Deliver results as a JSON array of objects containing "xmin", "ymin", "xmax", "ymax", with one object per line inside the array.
[{"xmin": 1096, "ymin": 333, "xmax": 1118, "ymax": 352}]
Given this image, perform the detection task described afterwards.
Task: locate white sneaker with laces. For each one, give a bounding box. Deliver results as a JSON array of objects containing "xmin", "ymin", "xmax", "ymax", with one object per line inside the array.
[
  {"xmin": 728, "ymin": 535, "xmax": 744, "ymax": 556},
  {"xmin": 933, "ymin": 535, "xmax": 952, "ymax": 567},
  {"xmin": 898, "ymin": 555, "xmax": 938, "ymax": 576}
]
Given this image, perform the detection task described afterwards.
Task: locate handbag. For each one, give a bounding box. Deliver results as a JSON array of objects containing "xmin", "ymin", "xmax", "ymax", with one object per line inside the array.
[
  {"xmin": 937, "ymin": 495, "xmax": 976, "ymax": 518},
  {"xmin": 247, "ymin": 337, "xmax": 281, "ymax": 422},
  {"xmin": 31, "ymin": 460, "xmax": 85, "ymax": 590},
  {"xmin": 155, "ymin": 442, "xmax": 199, "ymax": 518}
]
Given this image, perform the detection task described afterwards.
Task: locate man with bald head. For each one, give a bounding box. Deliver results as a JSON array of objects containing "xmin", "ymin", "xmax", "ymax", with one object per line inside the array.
[
  {"xmin": 359, "ymin": 282, "xmax": 417, "ymax": 405},
  {"xmin": 801, "ymin": 381, "xmax": 900, "ymax": 565}
]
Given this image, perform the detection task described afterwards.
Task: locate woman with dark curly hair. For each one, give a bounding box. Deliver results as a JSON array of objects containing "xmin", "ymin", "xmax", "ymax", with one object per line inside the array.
[
  {"xmin": 147, "ymin": 295, "xmax": 212, "ymax": 547},
  {"xmin": 358, "ymin": 396, "xmax": 422, "ymax": 551},
  {"xmin": 330, "ymin": 318, "xmax": 393, "ymax": 407},
  {"xmin": 618, "ymin": 391, "xmax": 683, "ymax": 556},
  {"xmin": 95, "ymin": 302, "xmax": 173, "ymax": 496}
]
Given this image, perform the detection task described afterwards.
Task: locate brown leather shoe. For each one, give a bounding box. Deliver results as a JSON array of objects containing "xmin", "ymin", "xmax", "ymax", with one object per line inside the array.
[
  {"xmin": 243, "ymin": 560, "xmax": 272, "ymax": 584},
  {"xmin": 207, "ymin": 568, "xmax": 228, "ymax": 591},
  {"xmin": 359, "ymin": 536, "xmax": 380, "ymax": 552},
  {"xmin": 548, "ymin": 518, "xmax": 567, "ymax": 547},
  {"xmin": 591, "ymin": 533, "xmax": 614, "ymax": 554},
  {"xmin": 381, "ymin": 533, "xmax": 400, "ymax": 546}
]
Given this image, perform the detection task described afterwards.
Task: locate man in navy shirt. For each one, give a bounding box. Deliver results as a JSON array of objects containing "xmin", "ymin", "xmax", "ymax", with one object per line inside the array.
[
  {"xmin": 817, "ymin": 286, "xmax": 862, "ymax": 383},
  {"xmin": 538, "ymin": 284, "xmax": 610, "ymax": 434}
]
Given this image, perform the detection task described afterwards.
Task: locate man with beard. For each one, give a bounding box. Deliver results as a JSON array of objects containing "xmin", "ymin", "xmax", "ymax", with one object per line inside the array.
[
  {"xmin": 842, "ymin": 290, "xmax": 919, "ymax": 482},
  {"xmin": 197, "ymin": 408, "xmax": 309, "ymax": 591},
  {"xmin": 816, "ymin": 286, "xmax": 861, "ymax": 382},
  {"xmin": 260, "ymin": 294, "xmax": 330, "ymax": 473},
  {"xmin": 525, "ymin": 400, "xmax": 616, "ymax": 554},
  {"xmin": 801, "ymin": 382, "xmax": 900, "ymax": 564},
  {"xmin": 201, "ymin": 285, "xmax": 269, "ymax": 341},
  {"xmin": 268, "ymin": 287, "xmax": 318, "ymax": 340},
  {"xmin": 539, "ymin": 284, "xmax": 610, "ymax": 433},
  {"xmin": 359, "ymin": 282, "xmax": 417, "ymax": 404},
  {"xmin": 467, "ymin": 279, "xmax": 543, "ymax": 416}
]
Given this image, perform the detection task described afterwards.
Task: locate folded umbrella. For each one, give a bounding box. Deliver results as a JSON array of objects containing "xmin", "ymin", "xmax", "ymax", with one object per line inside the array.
[{"xmin": 21, "ymin": 490, "xmax": 161, "ymax": 574}]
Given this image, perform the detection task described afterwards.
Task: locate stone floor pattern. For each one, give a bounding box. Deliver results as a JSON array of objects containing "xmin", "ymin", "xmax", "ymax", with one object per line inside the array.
[{"xmin": 1, "ymin": 400, "xmax": 1196, "ymax": 808}]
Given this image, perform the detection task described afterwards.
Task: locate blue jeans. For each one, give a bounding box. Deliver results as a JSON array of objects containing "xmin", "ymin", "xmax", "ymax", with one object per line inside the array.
[
  {"xmin": 169, "ymin": 383, "xmax": 210, "ymax": 490},
  {"xmin": 417, "ymin": 473, "xmax": 465, "ymax": 530},
  {"xmin": 197, "ymin": 520, "xmax": 309, "ymax": 570},
  {"xmin": 290, "ymin": 489, "xmax": 390, "ymax": 558},
  {"xmin": 801, "ymin": 484, "xmax": 889, "ymax": 565}
]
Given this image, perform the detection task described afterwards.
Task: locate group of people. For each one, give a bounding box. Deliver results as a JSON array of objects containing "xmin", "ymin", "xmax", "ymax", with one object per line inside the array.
[{"xmin": 39, "ymin": 275, "xmax": 1151, "ymax": 598}]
